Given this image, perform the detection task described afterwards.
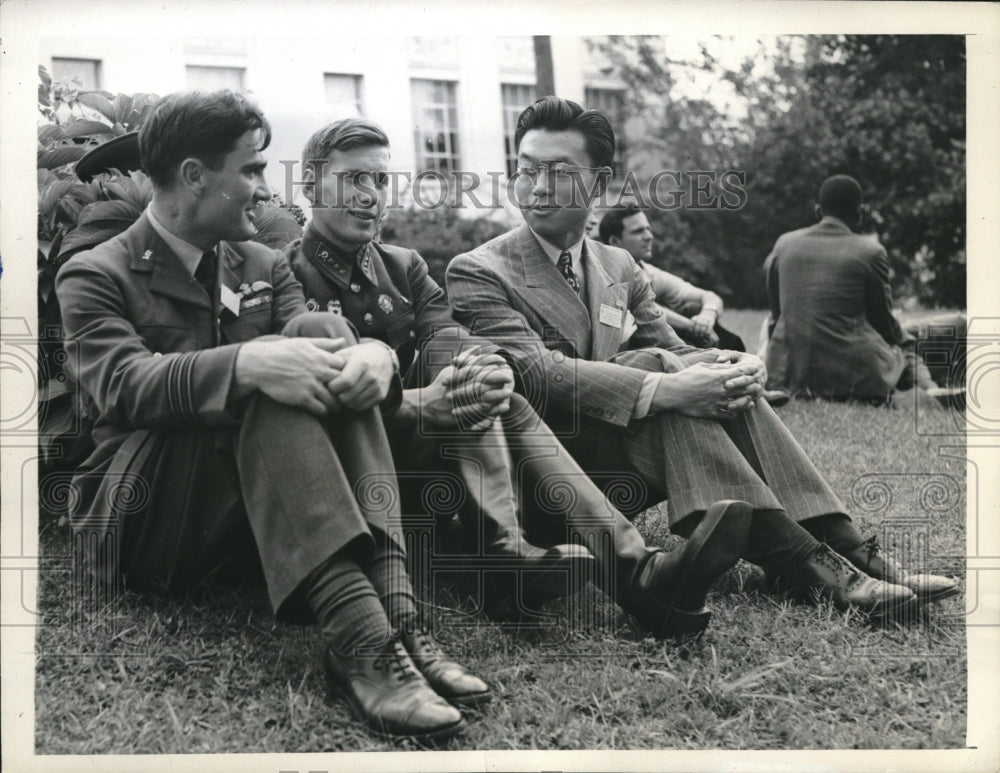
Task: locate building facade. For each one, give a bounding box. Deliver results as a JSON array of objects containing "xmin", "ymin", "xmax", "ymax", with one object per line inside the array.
[{"xmin": 40, "ymin": 35, "xmax": 631, "ymax": 218}]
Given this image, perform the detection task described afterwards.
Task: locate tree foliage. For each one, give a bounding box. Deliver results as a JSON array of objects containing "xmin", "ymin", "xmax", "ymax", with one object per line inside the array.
[{"xmin": 594, "ymin": 35, "xmax": 966, "ymax": 308}]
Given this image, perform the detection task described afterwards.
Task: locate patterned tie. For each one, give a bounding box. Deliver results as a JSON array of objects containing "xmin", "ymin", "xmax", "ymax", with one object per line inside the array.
[
  {"xmin": 194, "ymin": 249, "xmax": 217, "ymax": 300},
  {"xmin": 557, "ymin": 250, "xmax": 580, "ymax": 294}
]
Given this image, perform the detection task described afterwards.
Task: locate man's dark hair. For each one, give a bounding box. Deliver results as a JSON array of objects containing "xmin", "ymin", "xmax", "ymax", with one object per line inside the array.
[
  {"xmin": 597, "ymin": 205, "xmax": 644, "ymax": 244},
  {"xmin": 514, "ymin": 96, "xmax": 616, "ymax": 169},
  {"xmin": 818, "ymin": 175, "xmax": 864, "ymax": 221},
  {"xmin": 139, "ymin": 90, "xmax": 271, "ymax": 189},
  {"xmin": 301, "ymin": 117, "xmax": 390, "ymax": 177}
]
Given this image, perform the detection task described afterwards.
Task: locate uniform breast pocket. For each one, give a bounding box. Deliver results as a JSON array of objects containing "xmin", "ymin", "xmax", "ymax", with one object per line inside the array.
[{"xmin": 220, "ymin": 306, "xmax": 274, "ymax": 344}]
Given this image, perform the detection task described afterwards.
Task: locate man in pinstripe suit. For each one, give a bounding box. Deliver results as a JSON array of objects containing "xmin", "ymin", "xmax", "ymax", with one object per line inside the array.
[{"xmin": 446, "ymin": 96, "xmax": 958, "ymax": 612}]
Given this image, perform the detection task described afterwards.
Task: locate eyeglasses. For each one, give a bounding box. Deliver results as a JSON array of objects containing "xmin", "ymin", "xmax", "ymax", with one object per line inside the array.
[
  {"xmin": 332, "ymin": 170, "xmax": 390, "ymax": 188},
  {"xmin": 514, "ymin": 161, "xmax": 606, "ymax": 184}
]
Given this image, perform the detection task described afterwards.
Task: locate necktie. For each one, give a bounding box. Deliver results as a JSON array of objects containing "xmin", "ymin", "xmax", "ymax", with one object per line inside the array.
[
  {"xmin": 195, "ymin": 249, "xmax": 217, "ymax": 300},
  {"xmin": 557, "ymin": 250, "xmax": 580, "ymax": 293}
]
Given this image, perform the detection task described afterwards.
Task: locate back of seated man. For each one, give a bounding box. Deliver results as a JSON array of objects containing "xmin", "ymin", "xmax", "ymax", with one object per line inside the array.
[
  {"xmin": 763, "ymin": 175, "xmax": 960, "ymax": 406},
  {"xmin": 597, "ymin": 205, "xmax": 745, "ymax": 352}
]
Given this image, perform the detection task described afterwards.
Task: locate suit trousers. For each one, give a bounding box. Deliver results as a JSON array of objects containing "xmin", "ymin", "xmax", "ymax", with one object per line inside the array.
[{"xmin": 556, "ymin": 398, "xmax": 847, "ymax": 530}]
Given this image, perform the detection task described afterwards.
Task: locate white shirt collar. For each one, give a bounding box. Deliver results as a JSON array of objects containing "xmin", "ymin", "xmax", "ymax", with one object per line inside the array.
[
  {"xmin": 528, "ymin": 227, "xmax": 585, "ymax": 274},
  {"xmin": 146, "ymin": 205, "xmax": 213, "ymax": 276}
]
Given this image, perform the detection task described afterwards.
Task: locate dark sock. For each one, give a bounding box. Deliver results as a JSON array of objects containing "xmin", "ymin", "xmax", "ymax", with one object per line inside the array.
[
  {"xmin": 798, "ymin": 513, "xmax": 865, "ymax": 553},
  {"xmin": 742, "ymin": 508, "xmax": 819, "ymax": 570},
  {"xmin": 673, "ymin": 508, "xmax": 818, "ymax": 571},
  {"xmin": 304, "ymin": 551, "xmax": 393, "ymax": 656},
  {"xmin": 366, "ymin": 532, "xmax": 420, "ymax": 633}
]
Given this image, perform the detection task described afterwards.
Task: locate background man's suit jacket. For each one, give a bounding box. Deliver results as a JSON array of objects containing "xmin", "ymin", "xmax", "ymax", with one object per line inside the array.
[{"xmin": 764, "ymin": 216, "xmax": 906, "ymax": 400}]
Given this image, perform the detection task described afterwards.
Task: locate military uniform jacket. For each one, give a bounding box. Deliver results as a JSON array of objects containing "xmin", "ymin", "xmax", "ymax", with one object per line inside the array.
[
  {"xmin": 285, "ymin": 225, "xmax": 487, "ymax": 386},
  {"xmin": 56, "ymin": 213, "xmax": 308, "ymax": 449}
]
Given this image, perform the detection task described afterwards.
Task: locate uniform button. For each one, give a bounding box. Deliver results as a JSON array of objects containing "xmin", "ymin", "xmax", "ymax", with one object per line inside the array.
[
  {"xmin": 604, "ymin": 409, "xmax": 613, "ymax": 418},
  {"xmin": 350, "ymin": 282, "xmax": 362, "ymax": 293},
  {"xmin": 409, "ymin": 330, "xmax": 416, "ymax": 338},
  {"xmin": 552, "ymin": 351, "xmax": 565, "ymax": 364},
  {"xmin": 336, "ymin": 265, "xmax": 346, "ymax": 274},
  {"xmin": 319, "ymin": 250, "xmax": 329, "ymax": 260},
  {"xmin": 363, "ymin": 312, "xmax": 374, "ymax": 326}
]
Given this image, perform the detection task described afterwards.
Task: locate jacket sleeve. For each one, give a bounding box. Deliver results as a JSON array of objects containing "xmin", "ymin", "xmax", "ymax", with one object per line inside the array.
[
  {"xmin": 865, "ymin": 248, "xmax": 907, "ymax": 346},
  {"xmin": 56, "ymin": 257, "xmax": 244, "ymax": 430},
  {"xmin": 446, "ymin": 251, "xmax": 652, "ymax": 428},
  {"xmin": 407, "ymin": 249, "xmax": 500, "ymax": 362}
]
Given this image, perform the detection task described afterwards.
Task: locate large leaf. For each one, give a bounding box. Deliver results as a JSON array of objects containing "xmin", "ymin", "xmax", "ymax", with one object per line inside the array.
[
  {"xmin": 59, "ymin": 200, "xmax": 142, "ymax": 257},
  {"xmin": 38, "ymin": 123, "xmax": 68, "ymax": 146},
  {"xmin": 62, "ymin": 119, "xmax": 114, "ymax": 139},
  {"xmin": 38, "ymin": 145, "xmax": 87, "ymax": 170},
  {"xmin": 77, "ymin": 92, "xmax": 117, "ymax": 123},
  {"xmin": 250, "ymin": 205, "xmax": 303, "ymax": 250},
  {"xmin": 103, "ymin": 177, "xmax": 152, "ymax": 211},
  {"xmin": 39, "ymin": 179, "xmax": 82, "ymax": 218}
]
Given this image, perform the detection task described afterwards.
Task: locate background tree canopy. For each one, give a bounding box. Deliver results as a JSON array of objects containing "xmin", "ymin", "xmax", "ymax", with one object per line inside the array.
[{"xmin": 595, "ymin": 35, "xmax": 966, "ymax": 309}]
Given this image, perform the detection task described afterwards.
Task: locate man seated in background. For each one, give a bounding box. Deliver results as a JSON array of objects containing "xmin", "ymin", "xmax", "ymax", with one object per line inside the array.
[
  {"xmin": 284, "ymin": 116, "xmax": 754, "ymax": 644},
  {"xmin": 763, "ymin": 174, "xmax": 960, "ymax": 406},
  {"xmin": 597, "ymin": 205, "xmax": 745, "ymax": 352}
]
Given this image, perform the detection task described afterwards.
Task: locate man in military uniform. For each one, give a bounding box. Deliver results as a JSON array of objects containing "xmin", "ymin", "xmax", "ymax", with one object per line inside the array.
[
  {"xmin": 55, "ymin": 90, "xmax": 489, "ymax": 743},
  {"xmin": 286, "ymin": 117, "xmax": 755, "ymax": 642}
]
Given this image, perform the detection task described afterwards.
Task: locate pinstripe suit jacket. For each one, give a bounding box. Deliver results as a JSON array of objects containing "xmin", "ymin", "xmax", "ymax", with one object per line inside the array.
[{"xmin": 446, "ymin": 225, "xmax": 718, "ymax": 428}]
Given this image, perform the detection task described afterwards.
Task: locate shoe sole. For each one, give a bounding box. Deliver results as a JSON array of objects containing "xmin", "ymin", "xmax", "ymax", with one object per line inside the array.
[
  {"xmin": 658, "ymin": 500, "xmax": 752, "ymax": 636},
  {"xmin": 324, "ymin": 668, "xmax": 466, "ymax": 744}
]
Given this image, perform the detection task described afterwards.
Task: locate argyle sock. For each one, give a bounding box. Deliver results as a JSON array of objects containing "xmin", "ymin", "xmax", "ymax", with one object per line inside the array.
[
  {"xmin": 797, "ymin": 512, "xmax": 866, "ymax": 553},
  {"xmin": 366, "ymin": 531, "xmax": 420, "ymax": 633},
  {"xmin": 303, "ymin": 548, "xmax": 393, "ymax": 657}
]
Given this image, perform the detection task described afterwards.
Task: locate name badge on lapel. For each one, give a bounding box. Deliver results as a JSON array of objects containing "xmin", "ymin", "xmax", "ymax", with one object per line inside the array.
[{"xmin": 599, "ymin": 303, "xmax": 623, "ymax": 328}]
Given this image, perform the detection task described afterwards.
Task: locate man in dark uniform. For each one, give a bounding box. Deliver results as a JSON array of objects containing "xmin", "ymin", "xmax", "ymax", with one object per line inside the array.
[
  {"xmin": 55, "ymin": 90, "xmax": 488, "ymax": 743},
  {"xmin": 285, "ymin": 117, "xmax": 755, "ymax": 642}
]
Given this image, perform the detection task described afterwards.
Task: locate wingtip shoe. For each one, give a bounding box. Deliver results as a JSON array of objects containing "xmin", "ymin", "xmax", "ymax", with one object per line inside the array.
[
  {"xmin": 323, "ymin": 639, "xmax": 466, "ymax": 743},
  {"xmin": 770, "ymin": 543, "xmax": 919, "ymax": 616},
  {"xmin": 842, "ymin": 535, "xmax": 959, "ymax": 604},
  {"xmin": 401, "ymin": 626, "xmax": 492, "ymax": 709}
]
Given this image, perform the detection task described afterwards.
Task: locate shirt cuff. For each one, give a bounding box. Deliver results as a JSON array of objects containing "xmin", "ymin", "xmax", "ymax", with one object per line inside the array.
[{"xmin": 633, "ymin": 372, "xmax": 660, "ymax": 418}]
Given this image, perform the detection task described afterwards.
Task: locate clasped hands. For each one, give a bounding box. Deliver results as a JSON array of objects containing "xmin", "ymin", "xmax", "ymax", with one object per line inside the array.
[
  {"xmin": 418, "ymin": 346, "xmax": 515, "ymax": 431},
  {"xmin": 234, "ymin": 336, "xmax": 395, "ymax": 415},
  {"xmin": 653, "ymin": 350, "xmax": 767, "ymax": 421}
]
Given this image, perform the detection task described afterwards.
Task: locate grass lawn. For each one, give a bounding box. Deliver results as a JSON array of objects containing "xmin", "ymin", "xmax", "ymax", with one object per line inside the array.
[{"xmin": 34, "ymin": 310, "xmax": 967, "ymax": 753}]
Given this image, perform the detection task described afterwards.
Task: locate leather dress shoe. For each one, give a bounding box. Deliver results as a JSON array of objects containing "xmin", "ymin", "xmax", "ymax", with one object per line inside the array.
[
  {"xmin": 769, "ymin": 543, "xmax": 918, "ymax": 615},
  {"xmin": 323, "ymin": 639, "xmax": 465, "ymax": 742},
  {"xmin": 842, "ymin": 535, "xmax": 959, "ymax": 604},
  {"xmin": 627, "ymin": 499, "xmax": 752, "ymax": 640},
  {"xmin": 401, "ymin": 626, "xmax": 492, "ymax": 708}
]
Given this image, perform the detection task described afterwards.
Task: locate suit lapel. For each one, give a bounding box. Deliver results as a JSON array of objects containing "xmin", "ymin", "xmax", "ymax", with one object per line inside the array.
[
  {"xmin": 583, "ymin": 239, "xmax": 630, "ymax": 362},
  {"xmin": 512, "ymin": 225, "xmax": 592, "ymax": 357},
  {"xmin": 127, "ymin": 214, "xmax": 212, "ymax": 310}
]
